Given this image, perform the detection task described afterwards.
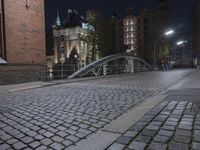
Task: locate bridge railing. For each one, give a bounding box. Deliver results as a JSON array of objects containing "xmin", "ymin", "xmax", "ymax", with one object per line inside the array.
[
  {"xmin": 68, "ymin": 53, "xmax": 152, "ymax": 79},
  {"xmin": 46, "ymin": 64, "xmax": 78, "ymax": 80},
  {"xmin": 46, "ymin": 54, "xmax": 153, "ymax": 80}
]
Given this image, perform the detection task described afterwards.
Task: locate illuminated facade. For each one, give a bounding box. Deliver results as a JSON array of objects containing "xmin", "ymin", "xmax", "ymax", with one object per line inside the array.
[
  {"xmin": 47, "ymin": 10, "xmax": 93, "ymax": 79},
  {"xmin": 123, "ymin": 14, "xmax": 138, "ymax": 56},
  {"xmin": 53, "ymin": 25, "xmax": 90, "ymax": 67}
]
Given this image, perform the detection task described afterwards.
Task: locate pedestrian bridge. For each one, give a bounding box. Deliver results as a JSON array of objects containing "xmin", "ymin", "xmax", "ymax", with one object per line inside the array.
[{"xmin": 68, "ymin": 53, "xmax": 152, "ymax": 78}]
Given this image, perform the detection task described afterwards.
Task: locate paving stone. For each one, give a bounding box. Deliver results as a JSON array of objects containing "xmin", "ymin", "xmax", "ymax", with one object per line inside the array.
[
  {"xmin": 21, "ymin": 136, "xmax": 34, "ymax": 144},
  {"xmin": 141, "ymin": 129, "xmax": 157, "ymax": 137},
  {"xmin": 34, "ymin": 135, "xmax": 45, "ymax": 140},
  {"xmin": 15, "ymin": 133, "xmax": 25, "ymax": 139},
  {"xmin": 161, "ymin": 125, "xmax": 176, "ymax": 131},
  {"xmin": 135, "ymin": 135, "xmax": 152, "ymax": 144},
  {"xmin": 13, "ymin": 141, "xmax": 27, "ymax": 150},
  {"xmin": 0, "ymin": 143, "xmax": 10, "ymax": 150},
  {"xmin": 51, "ymin": 135, "xmax": 64, "ymax": 142},
  {"xmin": 164, "ymin": 121, "xmax": 178, "ymax": 126},
  {"xmin": 50, "ymin": 142, "xmax": 64, "ymax": 150},
  {"xmin": 66, "ymin": 135, "xmax": 79, "ymax": 142},
  {"xmin": 78, "ymin": 129, "xmax": 91, "ymax": 135},
  {"xmin": 62, "ymin": 140, "xmax": 73, "ymax": 147},
  {"xmin": 169, "ymin": 141, "xmax": 189, "ymax": 150},
  {"xmin": 108, "ymin": 143, "xmax": 126, "ymax": 150},
  {"xmin": 26, "ymin": 131, "xmax": 38, "ymax": 137},
  {"xmin": 158, "ymin": 130, "xmax": 173, "ymax": 137},
  {"xmin": 75, "ymin": 132, "xmax": 86, "ymax": 139},
  {"xmin": 7, "ymin": 138, "xmax": 18, "ymax": 145},
  {"xmin": 130, "ymin": 125, "xmax": 144, "ymax": 131},
  {"xmin": 57, "ymin": 126, "xmax": 66, "ymax": 131},
  {"xmin": 43, "ymin": 131, "xmax": 54, "ymax": 138},
  {"xmin": 153, "ymin": 135, "xmax": 170, "ymax": 143},
  {"xmin": 194, "ymin": 136, "xmax": 200, "ymax": 142},
  {"xmin": 47, "ymin": 127, "xmax": 58, "ymax": 133},
  {"xmin": 29, "ymin": 141, "xmax": 41, "ymax": 149},
  {"xmin": 124, "ymin": 131, "xmax": 138, "ymax": 138},
  {"xmin": 41, "ymin": 138, "xmax": 53, "ymax": 146},
  {"xmin": 147, "ymin": 142, "xmax": 167, "ymax": 150},
  {"xmin": 173, "ymin": 134, "xmax": 191, "ymax": 144},
  {"xmin": 116, "ymin": 136, "xmax": 132, "ymax": 145},
  {"xmin": 146, "ymin": 125, "xmax": 159, "ymax": 131},
  {"xmin": 35, "ymin": 145, "xmax": 48, "ymax": 150},
  {"xmin": 149, "ymin": 121, "xmax": 163, "ymax": 127},
  {"xmin": 23, "ymin": 148, "xmax": 33, "ymax": 150},
  {"xmin": 192, "ymin": 142, "xmax": 200, "ymax": 150},
  {"xmin": 175, "ymin": 129, "xmax": 192, "ymax": 137},
  {"xmin": 0, "ymin": 133, "xmax": 12, "ymax": 141},
  {"xmin": 66, "ymin": 129, "xmax": 77, "ymax": 135},
  {"xmin": 178, "ymin": 125, "xmax": 192, "ymax": 131},
  {"xmin": 56, "ymin": 131, "xmax": 69, "ymax": 138},
  {"xmin": 128, "ymin": 141, "xmax": 147, "ymax": 150}
]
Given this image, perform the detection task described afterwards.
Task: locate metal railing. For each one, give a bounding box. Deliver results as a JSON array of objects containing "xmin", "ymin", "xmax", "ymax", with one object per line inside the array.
[
  {"xmin": 68, "ymin": 54, "xmax": 152, "ymax": 78},
  {"xmin": 46, "ymin": 64, "xmax": 78, "ymax": 80}
]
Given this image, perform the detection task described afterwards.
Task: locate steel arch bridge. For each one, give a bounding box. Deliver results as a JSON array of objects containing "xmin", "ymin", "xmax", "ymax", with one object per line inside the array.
[{"xmin": 68, "ymin": 53, "xmax": 152, "ymax": 79}]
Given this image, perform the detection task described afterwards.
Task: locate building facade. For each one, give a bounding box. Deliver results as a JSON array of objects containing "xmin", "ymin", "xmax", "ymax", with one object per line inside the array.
[
  {"xmin": 48, "ymin": 10, "xmax": 93, "ymax": 79},
  {"xmin": 53, "ymin": 26, "xmax": 89, "ymax": 67},
  {"xmin": 123, "ymin": 8, "xmax": 139, "ymax": 56},
  {"xmin": 191, "ymin": 0, "xmax": 200, "ymax": 66},
  {"xmin": 0, "ymin": 0, "xmax": 46, "ymax": 84}
]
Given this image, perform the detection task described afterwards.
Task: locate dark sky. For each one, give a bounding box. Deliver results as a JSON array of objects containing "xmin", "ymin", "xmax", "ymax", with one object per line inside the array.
[{"xmin": 45, "ymin": 0, "xmax": 195, "ymax": 34}]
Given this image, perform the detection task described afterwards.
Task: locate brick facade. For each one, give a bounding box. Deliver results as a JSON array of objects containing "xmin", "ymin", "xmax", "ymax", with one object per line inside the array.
[{"xmin": 0, "ymin": 0, "xmax": 46, "ymax": 84}]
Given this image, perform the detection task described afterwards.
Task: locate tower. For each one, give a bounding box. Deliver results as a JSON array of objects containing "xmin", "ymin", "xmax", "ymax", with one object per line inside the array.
[{"xmin": 56, "ymin": 10, "xmax": 61, "ymax": 26}]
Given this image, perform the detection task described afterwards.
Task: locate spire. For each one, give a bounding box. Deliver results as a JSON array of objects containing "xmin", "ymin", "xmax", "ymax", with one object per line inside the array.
[{"xmin": 56, "ymin": 10, "xmax": 61, "ymax": 26}]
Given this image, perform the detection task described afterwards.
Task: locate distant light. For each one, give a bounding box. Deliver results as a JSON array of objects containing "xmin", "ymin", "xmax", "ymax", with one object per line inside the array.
[
  {"xmin": 165, "ymin": 30, "xmax": 174, "ymax": 36},
  {"xmin": 177, "ymin": 41, "xmax": 184, "ymax": 45}
]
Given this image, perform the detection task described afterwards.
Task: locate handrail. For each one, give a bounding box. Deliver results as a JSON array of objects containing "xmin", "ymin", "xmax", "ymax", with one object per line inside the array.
[{"xmin": 68, "ymin": 53, "xmax": 152, "ymax": 78}]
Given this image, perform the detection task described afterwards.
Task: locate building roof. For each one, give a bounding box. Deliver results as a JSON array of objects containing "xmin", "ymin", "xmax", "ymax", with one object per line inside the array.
[
  {"xmin": 0, "ymin": 57, "xmax": 7, "ymax": 64},
  {"xmin": 62, "ymin": 10, "xmax": 82, "ymax": 28}
]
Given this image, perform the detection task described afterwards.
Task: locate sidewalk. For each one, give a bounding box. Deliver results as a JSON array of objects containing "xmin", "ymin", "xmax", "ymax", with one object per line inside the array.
[{"xmin": 106, "ymin": 71, "xmax": 200, "ymax": 150}]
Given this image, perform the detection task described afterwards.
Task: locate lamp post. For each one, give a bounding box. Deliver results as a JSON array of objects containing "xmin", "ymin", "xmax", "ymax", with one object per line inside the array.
[
  {"xmin": 60, "ymin": 47, "xmax": 65, "ymax": 79},
  {"xmin": 153, "ymin": 29, "xmax": 174, "ymax": 70},
  {"xmin": 60, "ymin": 35, "xmax": 65, "ymax": 79},
  {"xmin": 74, "ymin": 54, "xmax": 79, "ymax": 70}
]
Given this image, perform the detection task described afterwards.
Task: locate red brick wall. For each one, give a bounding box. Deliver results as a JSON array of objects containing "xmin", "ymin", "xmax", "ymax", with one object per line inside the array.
[{"xmin": 4, "ymin": 0, "xmax": 46, "ymax": 65}]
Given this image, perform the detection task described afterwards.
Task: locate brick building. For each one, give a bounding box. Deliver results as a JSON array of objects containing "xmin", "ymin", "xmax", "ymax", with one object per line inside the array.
[
  {"xmin": 191, "ymin": 0, "xmax": 200, "ymax": 66},
  {"xmin": 0, "ymin": 0, "xmax": 46, "ymax": 84}
]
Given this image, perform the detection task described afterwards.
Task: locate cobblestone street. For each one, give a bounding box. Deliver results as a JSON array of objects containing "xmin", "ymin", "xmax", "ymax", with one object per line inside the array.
[
  {"xmin": 107, "ymin": 71, "xmax": 200, "ymax": 150},
  {"xmin": 0, "ymin": 70, "xmax": 198, "ymax": 150}
]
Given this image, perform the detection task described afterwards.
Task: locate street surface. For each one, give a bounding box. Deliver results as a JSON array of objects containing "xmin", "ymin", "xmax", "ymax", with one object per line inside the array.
[{"xmin": 0, "ymin": 69, "xmax": 198, "ymax": 150}]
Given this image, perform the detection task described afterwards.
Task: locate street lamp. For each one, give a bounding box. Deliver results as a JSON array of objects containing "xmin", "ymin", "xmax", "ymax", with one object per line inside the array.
[
  {"xmin": 74, "ymin": 54, "xmax": 79, "ymax": 70},
  {"xmin": 165, "ymin": 30, "xmax": 174, "ymax": 36},
  {"xmin": 60, "ymin": 35, "xmax": 65, "ymax": 79},
  {"xmin": 60, "ymin": 46, "xmax": 65, "ymax": 79},
  {"xmin": 176, "ymin": 40, "xmax": 187, "ymax": 46},
  {"xmin": 153, "ymin": 29, "xmax": 174, "ymax": 70}
]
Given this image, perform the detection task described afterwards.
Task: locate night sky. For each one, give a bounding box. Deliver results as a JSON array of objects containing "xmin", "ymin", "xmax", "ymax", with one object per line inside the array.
[{"xmin": 45, "ymin": 0, "xmax": 195, "ymax": 34}]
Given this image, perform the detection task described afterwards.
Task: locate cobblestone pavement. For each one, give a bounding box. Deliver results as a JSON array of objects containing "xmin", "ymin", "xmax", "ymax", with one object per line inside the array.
[
  {"xmin": 107, "ymin": 85, "xmax": 200, "ymax": 149},
  {"xmin": 0, "ymin": 70, "xmax": 195, "ymax": 150}
]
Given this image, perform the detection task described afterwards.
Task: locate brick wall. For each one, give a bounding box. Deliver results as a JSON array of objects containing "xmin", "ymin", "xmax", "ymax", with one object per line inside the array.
[
  {"xmin": 0, "ymin": 0, "xmax": 46, "ymax": 84},
  {"xmin": 0, "ymin": 65, "xmax": 46, "ymax": 85},
  {"xmin": 4, "ymin": 0, "xmax": 46, "ymax": 65}
]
